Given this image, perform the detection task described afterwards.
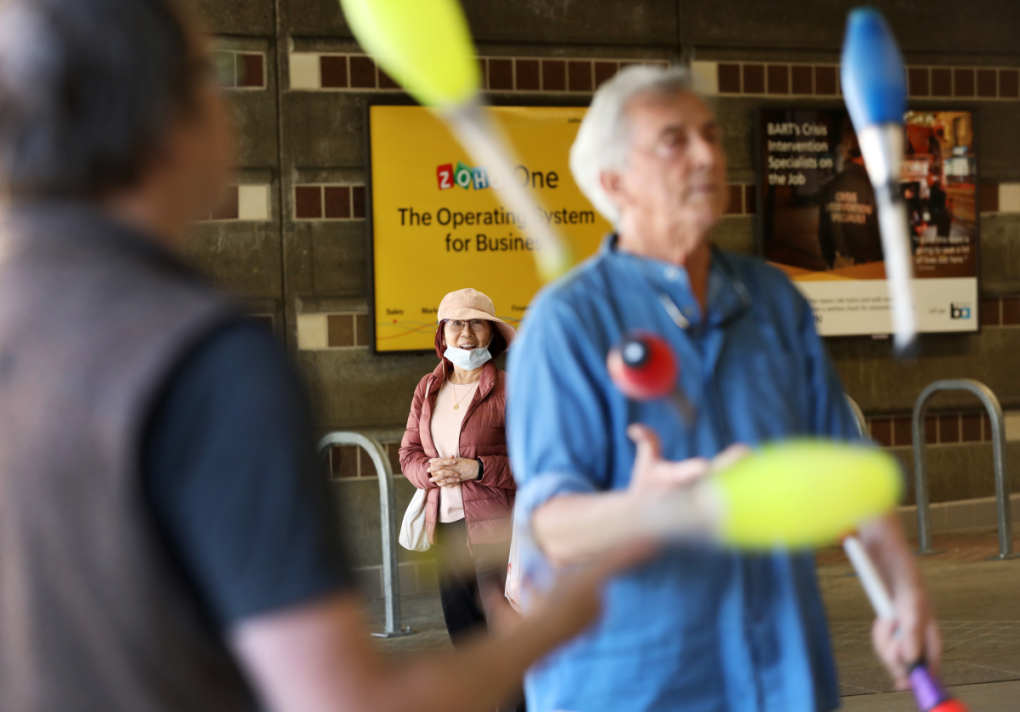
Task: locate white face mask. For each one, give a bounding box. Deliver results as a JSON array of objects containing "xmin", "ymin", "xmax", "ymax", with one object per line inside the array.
[{"xmin": 444, "ymin": 345, "xmax": 492, "ymax": 371}]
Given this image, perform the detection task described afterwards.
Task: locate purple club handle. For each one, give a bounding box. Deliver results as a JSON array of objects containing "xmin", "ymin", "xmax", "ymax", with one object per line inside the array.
[{"xmin": 910, "ymin": 664, "xmax": 948, "ymax": 711}]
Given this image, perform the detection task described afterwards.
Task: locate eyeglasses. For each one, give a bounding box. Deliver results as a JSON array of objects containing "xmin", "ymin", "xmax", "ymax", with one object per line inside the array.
[{"xmin": 445, "ymin": 319, "xmax": 490, "ymax": 331}]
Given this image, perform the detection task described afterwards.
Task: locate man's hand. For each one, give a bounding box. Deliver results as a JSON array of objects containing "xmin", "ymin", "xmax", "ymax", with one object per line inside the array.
[
  {"xmin": 872, "ymin": 584, "xmax": 942, "ymax": 690},
  {"xmin": 859, "ymin": 514, "xmax": 943, "ymax": 690},
  {"xmin": 627, "ymin": 424, "xmax": 710, "ymax": 494},
  {"xmin": 533, "ymin": 428, "xmax": 750, "ymax": 564},
  {"xmin": 627, "ymin": 424, "xmax": 749, "ymax": 495},
  {"xmin": 428, "ymin": 457, "xmax": 478, "ymax": 487}
]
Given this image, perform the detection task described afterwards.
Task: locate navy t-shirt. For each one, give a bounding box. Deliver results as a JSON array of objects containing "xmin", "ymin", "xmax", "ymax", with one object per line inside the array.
[{"xmin": 143, "ymin": 320, "xmax": 355, "ymax": 628}]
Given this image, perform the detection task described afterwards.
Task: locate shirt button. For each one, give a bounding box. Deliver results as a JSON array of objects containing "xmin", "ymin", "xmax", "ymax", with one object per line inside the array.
[
  {"xmin": 664, "ymin": 266, "xmax": 680, "ymax": 282},
  {"xmin": 683, "ymin": 306, "xmax": 695, "ymax": 317}
]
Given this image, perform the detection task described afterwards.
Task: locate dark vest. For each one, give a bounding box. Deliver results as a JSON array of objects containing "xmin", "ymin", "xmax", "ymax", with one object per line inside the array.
[{"xmin": 0, "ymin": 204, "xmax": 258, "ymax": 712}]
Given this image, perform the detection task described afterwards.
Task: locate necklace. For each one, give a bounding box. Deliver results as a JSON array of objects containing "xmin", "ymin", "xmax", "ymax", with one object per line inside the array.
[{"xmin": 449, "ymin": 380, "xmax": 476, "ymax": 410}]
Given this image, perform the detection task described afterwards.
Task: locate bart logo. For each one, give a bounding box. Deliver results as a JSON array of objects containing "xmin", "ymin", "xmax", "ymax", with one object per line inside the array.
[
  {"xmin": 950, "ymin": 303, "xmax": 972, "ymax": 320},
  {"xmin": 437, "ymin": 162, "xmax": 490, "ymax": 191}
]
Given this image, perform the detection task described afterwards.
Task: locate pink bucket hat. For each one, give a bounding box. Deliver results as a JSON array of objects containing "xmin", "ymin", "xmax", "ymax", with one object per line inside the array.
[{"xmin": 437, "ymin": 288, "xmax": 517, "ymax": 345}]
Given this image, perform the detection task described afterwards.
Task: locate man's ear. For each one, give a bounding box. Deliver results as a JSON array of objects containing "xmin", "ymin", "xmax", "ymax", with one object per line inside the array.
[{"xmin": 599, "ymin": 171, "xmax": 629, "ymax": 214}]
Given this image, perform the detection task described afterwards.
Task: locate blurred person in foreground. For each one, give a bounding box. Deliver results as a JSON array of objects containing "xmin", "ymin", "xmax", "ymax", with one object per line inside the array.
[
  {"xmin": 507, "ymin": 64, "xmax": 940, "ymax": 712},
  {"xmin": 0, "ymin": 2, "xmax": 635, "ymax": 711}
]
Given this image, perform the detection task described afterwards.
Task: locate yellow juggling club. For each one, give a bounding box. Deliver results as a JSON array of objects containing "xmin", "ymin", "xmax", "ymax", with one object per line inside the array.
[
  {"xmin": 642, "ymin": 441, "xmax": 902, "ymax": 549},
  {"xmin": 338, "ymin": 0, "xmax": 573, "ymax": 281},
  {"xmin": 711, "ymin": 441, "xmax": 901, "ymax": 548}
]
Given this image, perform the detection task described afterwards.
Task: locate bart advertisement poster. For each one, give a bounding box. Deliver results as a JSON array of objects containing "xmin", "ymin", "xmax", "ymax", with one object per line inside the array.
[
  {"xmin": 758, "ymin": 108, "xmax": 979, "ymax": 337},
  {"xmin": 369, "ymin": 105, "xmax": 610, "ymax": 352}
]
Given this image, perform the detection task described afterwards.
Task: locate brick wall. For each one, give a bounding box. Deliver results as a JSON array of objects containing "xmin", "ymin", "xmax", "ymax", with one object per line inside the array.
[{"xmin": 193, "ymin": 0, "xmax": 1020, "ymax": 575}]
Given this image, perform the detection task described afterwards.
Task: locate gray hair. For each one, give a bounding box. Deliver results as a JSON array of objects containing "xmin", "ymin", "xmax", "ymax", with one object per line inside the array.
[
  {"xmin": 569, "ymin": 64, "xmax": 695, "ymax": 225},
  {"xmin": 0, "ymin": 0, "xmax": 200, "ymax": 201}
]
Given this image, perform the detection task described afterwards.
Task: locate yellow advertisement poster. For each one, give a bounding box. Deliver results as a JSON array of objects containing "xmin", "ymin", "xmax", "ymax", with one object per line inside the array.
[{"xmin": 369, "ymin": 105, "xmax": 610, "ymax": 352}]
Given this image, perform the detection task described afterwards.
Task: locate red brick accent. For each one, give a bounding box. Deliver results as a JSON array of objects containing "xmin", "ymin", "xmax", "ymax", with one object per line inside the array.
[
  {"xmin": 516, "ymin": 59, "xmax": 540, "ymax": 90},
  {"xmin": 893, "ymin": 417, "xmax": 912, "ymax": 447},
  {"xmin": 814, "ymin": 66, "xmax": 837, "ymax": 95},
  {"xmin": 324, "ymin": 186, "xmax": 351, "ymax": 219},
  {"xmin": 331, "ymin": 445, "xmax": 359, "ymax": 478},
  {"xmin": 766, "ymin": 65, "xmax": 789, "ymax": 94},
  {"xmin": 387, "ymin": 444, "xmax": 402, "ymax": 475},
  {"xmin": 568, "ymin": 61, "xmax": 593, "ymax": 92},
  {"xmin": 743, "ymin": 64, "xmax": 765, "ymax": 94},
  {"xmin": 725, "ymin": 185, "xmax": 743, "ymax": 215},
  {"xmin": 294, "ymin": 186, "xmax": 322, "ymax": 219},
  {"xmin": 908, "ymin": 67, "xmax": 930, "ymax": 97},
  {"xmin": 378, "ymin": 69, "xmax": 399, "ymax": 90},
  {"xmin": 352, "ymin": 186, "xmax": 366, "ymax": 219},
  {"xmin": 211, "ymin": 185, "xmax": 239, "ymax": 221},
  {"xmin": 542, "ymin": 60, "xmax": 566, "ymax": 91},
  {"xmin": 925, "ymin": 416, "xmax": 938, "ymax": 445},
  {"xmin": 980, "ymin": 298, "xmax": 1001, "ymax": 327},
  {"xmin": 488, "ymin": 58, "xmax": 513, "ymax": 91},
  {"xmin": 961, "ymin": 413, "xmax": 982, "ymax": 443},
  {"xmin": 349, "ymin": 55, "xmax": 377, "ymax": 88},
  {"xmin": 1002, "ymin": 297, "xmax": 1020, "ymax": 325},
  {"xmin": 977, "ymin": 69, "xmax": 997, "ymax": 98},
  {"xmin": 939, "ymin": 414, "xmax": 960, "ymax": 443},
  {"xmin": 355, "ymin": 313, "xmax": 370, "ymax": 347},
  {"xmin": 717, "ymin": 63, "xmax": 741, "ymax": 93},
  {"xmin": 871, "ymin": 418, "xmax": 892, "ymax": 447},
  {"xmin": 318, "ymin": 55, "xmax": 346, "ymax": 88},
  {"xmin": 980, "ymin": 183, "xmax": 999, "ymax": 213},
  {"xmin": 237, "ymin": 53, "xmax": 265, "ymax": 88},
  {"xmin": 594, "ymin": 61, "xmax": 618, "ymax": 88},
  {"xmin": 1000, "ymin": 69, "xmax": 1020, "ymax": 98},
  {"xmin": 931, "ymin": 68, "xmax": 952, "ymax": 97},
  {"xmin": 791, "ymin": 65, "xmax": 812, "ymax": 95},
  {"xmin": 328, "ymin": 314, "xmax": 355, "ymax": 347},
  {"xmin": 320, "ymin": 55, "xmax": 348, "ymax": 89},
  {"xmin": 953, "ymin": 68, "xmax": 975, "ymax": 97}
]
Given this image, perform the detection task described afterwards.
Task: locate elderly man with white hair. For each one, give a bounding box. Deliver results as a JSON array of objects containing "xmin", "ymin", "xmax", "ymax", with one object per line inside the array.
[{"xmin": 507, "ymin": 65, "xmax": 941, "ymax": 712}]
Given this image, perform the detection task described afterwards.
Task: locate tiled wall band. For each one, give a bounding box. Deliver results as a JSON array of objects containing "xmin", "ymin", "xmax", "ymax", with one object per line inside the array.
[
  {"xmin": 289, "ymin": 52, "xmax": 669, "ymax": 93},
  {"xmin": 297, "ymin": 313, "xmax": 371, "ymax": 350},
  {"xmin": 294, "ymin": 185, "xmax": 366, "ymax": 221},
  {"xmin": 198, "ymin": 184, "xmax": 270, "ymax": 222},
  {"xmin": 214, "ymin": 51, "xmax": 267, "ymax": 90},
  {"xmin": 694, "ymin": 60, "xmax": 1020, "ymax": 100}
]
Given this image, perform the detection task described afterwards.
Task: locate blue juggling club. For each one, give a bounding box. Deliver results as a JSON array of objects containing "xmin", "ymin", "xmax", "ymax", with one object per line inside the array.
[{"xmin": 841, "ymin": 8, "xmax": 917, "ymax": 356}]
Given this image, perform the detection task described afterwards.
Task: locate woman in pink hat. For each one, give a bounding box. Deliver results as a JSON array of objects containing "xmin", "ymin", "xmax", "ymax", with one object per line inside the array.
[{"xmin": 399, "ymin": 288, "xmax": 518, "ymax": 656}]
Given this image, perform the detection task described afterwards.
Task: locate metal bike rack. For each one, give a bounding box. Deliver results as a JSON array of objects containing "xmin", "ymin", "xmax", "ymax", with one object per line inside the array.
[
  {"xmin": 912, "ymin": 379, "xmax": 1017, "ymax": 560},
  {"xmin": 317, "ymin": 431, "xmax": 414, "ymax": 637},
  {"xmin": 845, "ymin": 395, "xmax": 867, "ymax": 438}
]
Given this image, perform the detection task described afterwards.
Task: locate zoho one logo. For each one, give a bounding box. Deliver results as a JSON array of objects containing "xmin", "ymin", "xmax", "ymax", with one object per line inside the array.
[
  {"xmin": 951, "ymin": 303, "xmax": 972, "ymax": 320},
  {"xmin": 437, "ymin": 162, "xmax": 492, "ymax": 191}
]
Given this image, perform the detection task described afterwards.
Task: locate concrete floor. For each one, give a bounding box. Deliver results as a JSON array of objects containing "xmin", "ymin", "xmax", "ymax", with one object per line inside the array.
[{"xmin": 367, "ymin": 533, "xmax": 1020, "ymax": 709}]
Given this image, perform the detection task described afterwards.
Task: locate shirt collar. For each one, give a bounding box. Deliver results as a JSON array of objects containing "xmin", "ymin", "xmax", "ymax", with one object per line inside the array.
[{"xmin": 601, "ymin": 232, "xmax": 750, "ymax": 329}]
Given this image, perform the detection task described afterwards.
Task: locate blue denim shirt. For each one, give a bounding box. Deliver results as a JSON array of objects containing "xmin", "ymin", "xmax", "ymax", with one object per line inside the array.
[{"xmin": 507, "ymin": 235, "xmax": 860, "ymax": 712}]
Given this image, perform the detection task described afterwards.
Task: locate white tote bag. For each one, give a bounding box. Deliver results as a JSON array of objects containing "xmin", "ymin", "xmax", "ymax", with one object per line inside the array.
[
  {"xmin": 504, "ymin": 517, "xmax": 523, "ymax": 612},
  {"xmin": 399, "ymin": 379, "xmax": 432, "ymax": 552},
  {"xmin": 399, "ymin": 487, "xmax": 430, "ymax": 552}
]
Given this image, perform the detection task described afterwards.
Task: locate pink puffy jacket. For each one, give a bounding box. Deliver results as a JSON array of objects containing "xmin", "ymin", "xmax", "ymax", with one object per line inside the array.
[{"xmin": 399, "ymin": 361, "xmax": 515, "ymax": 546}]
